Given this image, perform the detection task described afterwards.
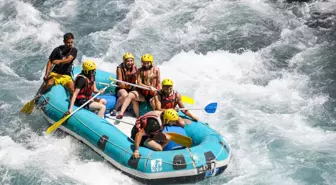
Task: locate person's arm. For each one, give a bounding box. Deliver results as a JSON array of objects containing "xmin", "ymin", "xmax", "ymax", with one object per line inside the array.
[
  {"xmin": 177, "ymin": 93, "xmax": 199, "ymax": 121},
  {"xmin": 156, "ymin": 67, "xmax": 161, "ymax": 90},
  {"xmin": 68, "ymin": 77, "xmax": 85, "ymax": 112},
  {"xmin": 92, "ymin": 81, "xmax": 105, "ymax": 94},
  {"xmin": 53, "ymin": 48, "xmax": 77, "ymax": 64},
  {"xmin": 43, "ymin": 60, "xmax": 53, "ymax": 81},
  {"xmin": 68, "ymin": 88, "xmax": 80, "ymax": 113},
  {"xmin": 133, "ymin": 129, "xmax": 145, "ymax": 158},
  {"xmin": 92, "ymin": 82, "xmax": 99, "ymax": 93},
  {"xmin": 45, "ymin": 47, "xmax": 59, "ymax": 80},
  {"xmin": 154, "ymin": 94, "xmax": 165, "ymax": 111},
  {"xmin": 116, "ymin": 67, "xmax": 129, "ymax": 89},
  {"xmin": 53, "ymin": 55, "xmax": 74, "ymax": 64},
  {"xmin": 136, "ymin": 69, "xmax": 150, "ymax": 88}
]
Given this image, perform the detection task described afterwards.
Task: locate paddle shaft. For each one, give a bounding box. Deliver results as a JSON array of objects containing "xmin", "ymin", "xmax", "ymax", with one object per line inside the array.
[
  {"xmin": 97, "ymin": 82, "xmax": 118, "ymax": 87},
  {"xmin": 112, "ymin": 78, "xmax": 152, "ymax": 91},
  {"xmin": 35, "ymin": 65, "xmax": 55, "ymax": 97},
  {"xmin": 178, "ymin": 102, "xmax": 217, "ymax": 114}
]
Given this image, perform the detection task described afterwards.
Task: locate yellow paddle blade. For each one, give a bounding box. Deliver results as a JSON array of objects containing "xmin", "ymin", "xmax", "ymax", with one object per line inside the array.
[
  {"xmin": 46, "ymin": 114, "xmax": 71, "ymax": 134},
  {"xmin": 20, "ymin": 100, "xmax": 35, "ymax": 114},
  {"xmin": 166, "ymin": 132, "xmax": 192, "ymax": 147},
  {"xmin": 181, "ymin": 95, "xmax": 195, "ymax": 104}
]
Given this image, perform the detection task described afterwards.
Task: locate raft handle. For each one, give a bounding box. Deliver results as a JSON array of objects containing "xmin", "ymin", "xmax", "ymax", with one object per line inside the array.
[{"xmin": 173, "ymin": 155, "xmax": 187, "ymax": 170}]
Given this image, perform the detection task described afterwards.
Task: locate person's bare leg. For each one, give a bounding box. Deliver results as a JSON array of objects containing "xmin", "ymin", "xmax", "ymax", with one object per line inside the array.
[
  {"xmin": 176, "ymin": 117, "xmax": 185, "ymax": 127},
  {"xmin": 131, "ymin": 92, "xmax": 146, "ymax": 117},
  {"xmin": 98, "ymin": 98, "xmax": 107, "ymax": 117},
  {"xmin": 144, "ymin": 139, "xmax": 163, "ymax": 151},
  {"xmin": 160, "ymin": 139, "xmax": 170, "ymax": 149},
  {"xmin": 65, "ymin": 80, "xmax": 74, "ymax": 98},
  {"xmin": 161, "ymin": 133, "xmax": 171, "ymax": 149},
  {"xmin": 89, "ymin": 99, "xmax": 106, "ymax": 118},
  {"xmin": 100, "ymin": 98, "xmax": 107, "ymax": 105},
  {"xmin": 118, "ymin": 91, "xmax": 145, "ymax": 118},
  {"xmin": 64, "ymin": 80, "xmax": 74, "ymax": 108},
  {"xmin": 131, "ymin": 100, "xmax": 140, "ymax": 117},
  {"xmin": 149, "ymin": 97, "xmax": 155, "ymax": 110},
  {"xmin": 39, "ymin": 78, "xmax": 55, "ymax": 95},
  {"xmin": 118, "ymin": 92, "xmax": 136, "ymax": 116},
  {"xmin": 114, "ymin": 89, "xmax": 128, "ymax": 111}
]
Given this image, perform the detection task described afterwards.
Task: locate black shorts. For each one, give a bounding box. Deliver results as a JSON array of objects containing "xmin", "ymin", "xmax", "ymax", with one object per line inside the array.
[
  {"xmin": 144, "ymin": 94, "xmax": 154, "ymax": 103},
  {"xmin": 75, "ymin": 99, "xmax": 92, "ymax": 109}
]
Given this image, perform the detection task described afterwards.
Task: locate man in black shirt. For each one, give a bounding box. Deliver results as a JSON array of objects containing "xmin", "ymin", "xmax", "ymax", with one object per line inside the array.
[{"xmin": 39, "ymin": 33, "xmax": 77, "ymax": 96}]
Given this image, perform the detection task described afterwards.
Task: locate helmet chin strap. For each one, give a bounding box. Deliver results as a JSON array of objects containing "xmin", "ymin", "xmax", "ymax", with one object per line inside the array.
[
  {"xmin": 142, "ymin": 63, "xmax": 152, "ymax": 69},
  {"xmin": 162, "ymin": 89, "xmax": 172, "ymax": 96},
  {"xmin": 163, "ymin": 91, "xmax": 170, "ymax": 96},
  {"xmin": 86, "ymin": 70, "xmax": 95, "ymax": 76}
]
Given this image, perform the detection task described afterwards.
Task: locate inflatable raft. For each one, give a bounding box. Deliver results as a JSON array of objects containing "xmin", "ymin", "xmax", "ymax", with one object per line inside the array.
[{"xmin": 37, "ymin": 67, "xmax": 231, "ymax": 183}]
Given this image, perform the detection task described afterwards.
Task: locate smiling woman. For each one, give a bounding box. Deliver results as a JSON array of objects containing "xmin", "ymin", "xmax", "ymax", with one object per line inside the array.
[{"xmin": 2, "ymin": 0, "xmax": 336, "ymax": 184}]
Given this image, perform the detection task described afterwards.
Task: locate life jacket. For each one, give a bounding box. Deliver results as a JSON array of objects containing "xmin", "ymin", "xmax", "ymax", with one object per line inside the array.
[
  {"xmin": 139, "ymin": 66, "xmax": 160, "ymax": 97},
  {"xmin": 158, "ymin": 90, "xmax": 178, "ymax": 109},
  {"xmin": 75, "ymin": 74, "xmax": 94, "ymax": 100},
  {"xmin": 135, "ymin": 111, "xmax": 163, "ymax": 136},
  {"xmin": 117, "ymin": 63, "xmax": 137, "ymax": 86}
]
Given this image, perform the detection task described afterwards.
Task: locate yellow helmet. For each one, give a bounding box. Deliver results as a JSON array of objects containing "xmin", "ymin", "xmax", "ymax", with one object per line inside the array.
[
  {"xmin": 82, "ymin": 60, "xmax": 96, "ymax": 75},
  {"xmin": 141, "ymin": 54, "xmax": 154, "ymax": 64},
  {"xmin": 163, "ymin": 109, "xmax": 179, "ymax": 124},
  {"xmin": 162, "ymin": 78, "xmax": 174, "ymax": 86},
  {"xmin": 123, "ymin": 52, "xmax": 134, "ymax": 61}
]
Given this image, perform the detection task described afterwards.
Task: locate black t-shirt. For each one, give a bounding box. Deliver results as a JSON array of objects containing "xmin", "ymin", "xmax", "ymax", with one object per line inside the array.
[
  {"xmin": 75, "ymin": 74, "xmax": 95, "ymax": 90},
  {"xmin": 50, "ymin": 45, "xmax": 78, "ymax": 75},
  {"xmin": 75, "ymin": 76, "xmax": 86, "ymax": 90}
]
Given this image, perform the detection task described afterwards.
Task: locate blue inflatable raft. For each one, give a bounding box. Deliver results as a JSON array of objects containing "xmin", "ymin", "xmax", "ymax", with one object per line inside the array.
[{"xmin": 37, "ymin": 67, "xmax": 231, "ymax": 183}]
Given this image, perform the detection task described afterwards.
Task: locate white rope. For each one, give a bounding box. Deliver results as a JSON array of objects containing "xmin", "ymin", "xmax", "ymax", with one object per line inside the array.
[{"xmin": 39, "ymin": 96, "xmax": 206, "ymax": 166}]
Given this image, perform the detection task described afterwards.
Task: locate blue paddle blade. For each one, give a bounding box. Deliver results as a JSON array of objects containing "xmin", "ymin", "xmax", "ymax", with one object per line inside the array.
[{"xmin": 204, "ymin": 102, "xmax": 217, "ymax": 113}]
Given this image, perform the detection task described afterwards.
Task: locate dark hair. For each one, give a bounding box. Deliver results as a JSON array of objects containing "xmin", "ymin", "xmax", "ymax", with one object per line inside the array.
[
  {"xmin": 144, "ymin": 118, "xmax": 160, "ymax": 134},
  {"xmin": 63, "ymin": 33, "xmax": 74, "ymax": 41}
]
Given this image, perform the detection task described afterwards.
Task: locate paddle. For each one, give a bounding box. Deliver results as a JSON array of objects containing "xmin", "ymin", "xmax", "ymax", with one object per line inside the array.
[
  {"xmin": 46, "ymin": 82, "xmax": 113, "ymax": 134},
  {"xmin": 179, "ymin": 102, "xmax": 218, "ymax": 114},
  {"xmin": 110, "ymin": 77, "xmax": 195, "ymax": 104},
  {"xmin": 20, "ymin": 65, "xmax": 55, "ymax": 114},
  {"xmin": 20, "ymin": 84, "xmax": 45, "ymax": 114},
  {"xmin": 165, "ymin": 132, "xmax": 192, "ymax": 147},
  {"xmin": 107, "ymin": 116, "xmax": 192, "ymax": 147}
]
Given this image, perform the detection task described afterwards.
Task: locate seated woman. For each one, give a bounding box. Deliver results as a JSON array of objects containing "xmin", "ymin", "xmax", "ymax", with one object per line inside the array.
[
  {"xmin": 153, "ymin": 78, "xmax": 198, "ymax": 127},
  {"xmin": 110, "ymin": 52, "xmax": 137, "ymax": 116},
  {"xmin": 116, "ymin": 54, "xmax": 161, "ymax": 119},
  {"xmin": 68, "ymin": 60, "xmax": 107, "ymax": 118},
  {"xmin": 131, "ymin": 109, "xmax": 179, "ymax": 159}
]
